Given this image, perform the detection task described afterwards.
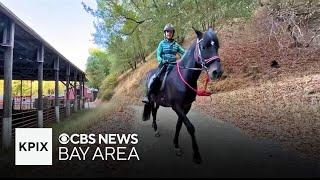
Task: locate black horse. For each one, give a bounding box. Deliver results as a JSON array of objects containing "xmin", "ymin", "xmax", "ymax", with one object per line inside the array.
[{"xmin": 142, "ymin": 27, "xmax": 223, "ymax": 164}]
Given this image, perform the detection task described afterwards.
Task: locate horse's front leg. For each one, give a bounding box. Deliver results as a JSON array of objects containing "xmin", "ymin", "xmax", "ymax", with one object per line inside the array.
[
  {"xmin": 173, "ymin": 105, "xmax": 191, "ymax": 156},
  {"xmin": 173, "ymin": 105, "xmax": 201, "ymax": 164},
  {"xmin": 152, "ymin": 104, "xmax": 160, "ymax": 137},
  {"xmin": 173, "ymin": 118, "xmax": 183, "ymax": 156}
]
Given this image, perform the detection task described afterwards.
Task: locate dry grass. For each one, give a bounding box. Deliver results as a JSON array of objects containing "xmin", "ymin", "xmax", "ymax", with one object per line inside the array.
[
  {"xmin": 195, "ymin": 74, "xmax": 320, "ymax": 161},
  {"xmin": 112, "ymin": 56, "xmax": 158, "ymax": 105}
]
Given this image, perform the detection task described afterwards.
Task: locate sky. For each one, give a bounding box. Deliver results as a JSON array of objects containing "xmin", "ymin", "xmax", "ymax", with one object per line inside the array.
[{"xmin": 0, "ymin": 0, "xmax": 98, "ymax": 71}]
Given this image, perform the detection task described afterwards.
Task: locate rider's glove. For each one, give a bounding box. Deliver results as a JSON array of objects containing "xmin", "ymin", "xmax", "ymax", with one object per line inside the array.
[{"xmin": 162, "ymin": 60, "xmax": 169, "ymax": 64}]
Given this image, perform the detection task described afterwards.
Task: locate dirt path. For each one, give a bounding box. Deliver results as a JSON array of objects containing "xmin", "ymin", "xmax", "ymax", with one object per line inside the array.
[{"xmin": 114, "ymin": 105, "xmax": 319, "ymax": 178}]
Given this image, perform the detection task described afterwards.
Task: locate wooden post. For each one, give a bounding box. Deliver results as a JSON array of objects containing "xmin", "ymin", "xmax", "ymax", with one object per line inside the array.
[
  {"xmin": 66, "ymin": 65, "xmax": 70, "ymax": 117},
  {"xmin": 37, "ymin": 44, "xmax": 44, "ymax": 128},
  {"xmin": 20, "ymin": 80, "xmax": 22, "ymax": 110},
  {"xmin": 82, "ymin": 75, "xmax": 85, "ymax": 109},
  {"xmin": 82, "ymin": 78, "xmax": 84, "ymax": 109},
  {"xmin": 2, "ymin": 21, "xmax": 15, "ymax": 149},
  {"xmin": 73, "ymin": 70, "xmax": 78, "ymax": 112},
  {"xmin": 30, "ymin": 80, "xmax": 33, "ymax": 109},
  {"xmin": 79, "ymin": 76, "xmax": 83, "ymax": 110},
  {"xmin": 54, "ymin": 57, "xmax": 60, "ymax": 122}
]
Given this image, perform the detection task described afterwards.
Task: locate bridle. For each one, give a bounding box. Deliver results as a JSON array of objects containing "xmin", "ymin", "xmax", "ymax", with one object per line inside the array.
[
  {"xmin": 194, "ymin": 38, "xmax": 220, "ymax": 69},
  {"xmin": 176, "ymin": 38, "xmax": 220, "ymax": 96}
]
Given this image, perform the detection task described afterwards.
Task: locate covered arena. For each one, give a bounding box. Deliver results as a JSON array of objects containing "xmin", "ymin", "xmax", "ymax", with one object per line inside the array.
[{"xmin": 0, "ymin": 2, "xmax": 87, "ymax": 149}]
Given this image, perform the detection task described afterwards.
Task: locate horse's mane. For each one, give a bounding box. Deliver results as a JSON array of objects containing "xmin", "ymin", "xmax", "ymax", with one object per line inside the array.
[{"xmin": 177, "ymin": 39, "xmax": 197, "ymax": 64}]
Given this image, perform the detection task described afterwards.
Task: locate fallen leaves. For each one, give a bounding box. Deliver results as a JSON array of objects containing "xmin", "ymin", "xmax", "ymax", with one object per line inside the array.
[{"xmin": 195, "ymin": 74, "xmax": 320, "ymax": 161}]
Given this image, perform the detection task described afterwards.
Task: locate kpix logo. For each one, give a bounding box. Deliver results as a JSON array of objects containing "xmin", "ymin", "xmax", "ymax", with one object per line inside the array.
[
  {"xmin": 15, "ymin": 128, "xmax": 52, "ymax": 165},
  {"xmin": 19, "ymin": 142, "xmax": 49, "ymax": 151}
]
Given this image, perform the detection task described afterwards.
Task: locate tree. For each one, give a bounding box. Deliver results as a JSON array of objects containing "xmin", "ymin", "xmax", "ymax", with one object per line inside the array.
[{"xmin": 85, "ymin": 48, "xmax": 111, "ymax": 89}]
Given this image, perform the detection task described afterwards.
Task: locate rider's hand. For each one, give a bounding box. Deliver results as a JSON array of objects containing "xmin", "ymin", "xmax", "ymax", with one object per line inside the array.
[{"xmin": 163, "ymin": 60, "xmax": 169, "ymax": 64}]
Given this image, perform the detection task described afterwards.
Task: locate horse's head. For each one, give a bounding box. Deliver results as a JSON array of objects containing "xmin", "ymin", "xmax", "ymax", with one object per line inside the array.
[{"xmin": 193, "ymin": 27, "xmax": 223, "ymax": 80}]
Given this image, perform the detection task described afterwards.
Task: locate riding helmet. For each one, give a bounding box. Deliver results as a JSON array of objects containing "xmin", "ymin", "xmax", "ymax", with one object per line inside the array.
[{"xmin": 163, "ymin": 23, "xmax": 175, "ymax": 33}]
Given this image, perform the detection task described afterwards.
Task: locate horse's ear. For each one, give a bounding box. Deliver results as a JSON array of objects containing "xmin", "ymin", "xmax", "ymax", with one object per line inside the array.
[{"xmin": 192, "ymin": 26, "xmax": 203, "ymax": 39}]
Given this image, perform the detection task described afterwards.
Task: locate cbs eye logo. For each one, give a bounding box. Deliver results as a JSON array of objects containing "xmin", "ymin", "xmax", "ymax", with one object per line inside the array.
[
  {"xmin": 59, "ymin": 133, "xmax": 70, "ymax": 144},
  {"xmin": 58, "ymin": 133, "xmax": 96, "ymax": 145}
]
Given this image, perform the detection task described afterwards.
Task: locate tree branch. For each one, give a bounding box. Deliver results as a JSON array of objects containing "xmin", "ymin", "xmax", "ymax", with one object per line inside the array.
[
  {"xmin": 130, "ymin": 0, "xmax": 144, "ymax": 15},
  {"xmin": 118, "ymin": 23, "xmax": 140, "ymax": 36},
  {"xmin": 123, "ymin": 16, "xmax": 145, "ymax": 24}
]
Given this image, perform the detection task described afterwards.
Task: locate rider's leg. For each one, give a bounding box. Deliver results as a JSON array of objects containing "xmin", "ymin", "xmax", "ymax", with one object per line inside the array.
[
  {"xmin": 142, "ymin": 76, "xmax": 158, "ymax": 103},
  {"xmin": 142, "ymin": 64, "xmax": 167, "ymax": 104}
]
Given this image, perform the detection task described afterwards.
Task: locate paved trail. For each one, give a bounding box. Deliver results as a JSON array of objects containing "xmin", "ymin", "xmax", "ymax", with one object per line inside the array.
[{"xmin": 115, "ymin": 106, "xmax": 319, "ymax": 178}]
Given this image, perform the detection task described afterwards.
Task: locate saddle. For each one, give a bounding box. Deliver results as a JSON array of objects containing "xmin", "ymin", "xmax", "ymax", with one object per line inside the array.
[
  {"xmin": 160, "ymin": 70, "xmax": 169, "ymax": 91},
  {"xmin": 148, "ymin": 65, "xmax": 172, "ymax": 93}
]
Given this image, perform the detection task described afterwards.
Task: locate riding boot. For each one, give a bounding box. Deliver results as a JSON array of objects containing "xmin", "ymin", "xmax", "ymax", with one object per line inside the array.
[
  {"xmin": 142, "ymin": 96, "xmax": 150, "ymax": 104},
  {"xmin": 142, "ymin": 76, "xmax": 157, "ymax": 104},
  {"xmin": 142, "ymin": 87, "xmax": 151, "ymax": 104}
]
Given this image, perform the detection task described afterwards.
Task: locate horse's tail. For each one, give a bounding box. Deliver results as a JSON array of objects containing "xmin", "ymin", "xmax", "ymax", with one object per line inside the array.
[{"xmin": 142, "ymin": 103, "xmax": 152, "ymax": 121}]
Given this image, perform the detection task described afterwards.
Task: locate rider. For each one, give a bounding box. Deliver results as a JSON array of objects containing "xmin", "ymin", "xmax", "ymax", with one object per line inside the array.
[{"xmin": 142, "ymin": 23, "xmax": 185, "ymax": 104}]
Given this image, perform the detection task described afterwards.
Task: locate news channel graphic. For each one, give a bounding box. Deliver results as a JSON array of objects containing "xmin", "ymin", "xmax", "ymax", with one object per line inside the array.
[
  {"xmin": 15, "ymin": 129, "xmax": 140, "ymax": 165},
  {"xmin": 57, "ymin": 133, "xmax": 140, "ymax": 161}
]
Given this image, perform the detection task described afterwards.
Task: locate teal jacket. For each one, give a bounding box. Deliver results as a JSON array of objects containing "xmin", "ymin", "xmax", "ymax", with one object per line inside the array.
[{"xmin": 156, "ymin": 39, "xmax": 185, "ymax": 64}]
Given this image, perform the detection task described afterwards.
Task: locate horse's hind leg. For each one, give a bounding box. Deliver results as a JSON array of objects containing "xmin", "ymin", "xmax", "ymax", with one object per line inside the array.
[{"xmin": 152, "ymin": 104, "xmax": 160, "ymax": 137}]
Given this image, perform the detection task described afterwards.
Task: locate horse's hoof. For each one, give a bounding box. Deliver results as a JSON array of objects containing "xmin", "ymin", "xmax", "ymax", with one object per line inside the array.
[
  {"xmin": 193, "ymin": 153, "xmax": 202, "ymax": 164},
  {"xmin": 174, "ymin": 148, "xmax": 183, "ymax": 156},
  {"xmin": 154, "ymin": 131, "xmax": 160, "ymax": 137}
]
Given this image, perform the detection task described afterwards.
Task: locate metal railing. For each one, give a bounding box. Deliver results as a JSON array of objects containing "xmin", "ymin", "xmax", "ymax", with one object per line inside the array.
[
  {"xmin": 43, "ymin": 107, "xmax": 55, "ymax": 125},
  {"xmin": 0, "ymin": 98, "xmax": 89, "ymax": 147},
  {"xmin": 11, "ymin": 109, "xmax": 38, "ymax": 141},
  {"xmin": 59, "ymin": 106, "xmax": 66, "ymax": 118}
]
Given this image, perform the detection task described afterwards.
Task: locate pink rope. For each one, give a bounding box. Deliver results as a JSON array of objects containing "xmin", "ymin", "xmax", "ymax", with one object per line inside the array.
[{"xmin": 176, "ymin": 61, "xmax": 212, "ymax": 96}]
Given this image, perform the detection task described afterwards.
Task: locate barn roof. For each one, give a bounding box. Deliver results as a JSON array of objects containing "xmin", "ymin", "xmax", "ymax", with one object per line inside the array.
[{"xmin": 0, "ymin": 2, "xmax": 86, "ymax": 81}]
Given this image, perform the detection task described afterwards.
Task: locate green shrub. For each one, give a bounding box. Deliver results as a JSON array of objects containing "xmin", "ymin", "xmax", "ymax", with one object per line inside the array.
[
  {"xmin": 98, "ymin": 73, "xmax": 119, "ymax": 101},
  {"xmin": 98, "ymin": 88, "xmax": 114, "ymax": 101}
]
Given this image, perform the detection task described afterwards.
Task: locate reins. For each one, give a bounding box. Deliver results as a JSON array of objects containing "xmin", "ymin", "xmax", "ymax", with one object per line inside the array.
[{"xmin": 176, "ymin": 38, "xmax": 220, "ymax": 96}]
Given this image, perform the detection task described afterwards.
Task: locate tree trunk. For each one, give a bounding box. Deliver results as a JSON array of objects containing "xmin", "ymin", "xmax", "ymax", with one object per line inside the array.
[
  {"xmin": 128, "ymin": 62, "xmax": 134, "ymax": 70},
  {"xmin": 142, "ymin": 54, "xmax": 146, "ymax": 63}
]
